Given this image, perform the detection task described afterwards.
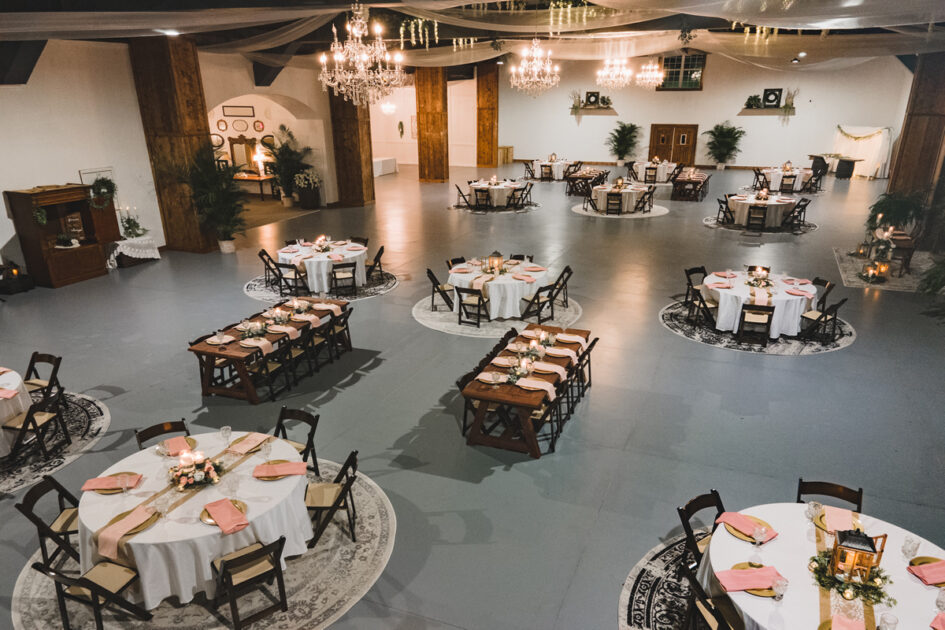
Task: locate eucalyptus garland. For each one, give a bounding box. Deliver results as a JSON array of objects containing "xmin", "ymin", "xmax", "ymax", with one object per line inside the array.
[
  {"xmin": 808, "ymin": 550, "xmax": 897, "ymax": 607},
  {"xmin": 836, "ymin": 125, "xmax": 887, "ymax": 142},
  {"xmin": 89, "ymin": 176, "xmax": 117, "ymax": 209}
]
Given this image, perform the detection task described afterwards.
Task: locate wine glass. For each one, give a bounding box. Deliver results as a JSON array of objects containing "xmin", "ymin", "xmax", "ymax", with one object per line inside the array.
[
  {"xmin": 879, "ymin": 613, "xmax": 898, "ymax": 630},
  {"xmin": 220, "ymin": 425, "xmax": 232, "ymax": 447},
  {"xmin": 214, "ymin": 329, "xmax": 226, "ymax": 344},
  {"xmin": 902, "ymin": 536, "xmax": 920, "ymax": 561},
  {"xmin": 260, "ymin": 438, "xmax": 272, "ymax": 462},
  {"xmin": 772, "ymin": 577, "xmax": 788, "ymax": 601},
  {"xmin": 935, "ymin": 588, "xmax": 945, "ymax": 613},
  {"xmin": 753, "ymin": 525, "xmax": 768, "ymax": 546},
  {"xmin": 805, "ymin": 501, "xmax": 822, "ymax": 522}
]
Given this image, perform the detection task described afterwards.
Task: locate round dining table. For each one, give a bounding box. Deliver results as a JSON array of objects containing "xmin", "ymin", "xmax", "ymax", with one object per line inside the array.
[
  {"xmin": 0, "ymin": 369, "xmax": 32, "ymax": 457},
  {"xmin": 468, "ymin": 180, "xmax": 524, "ymax": 207},
  {"xmin": 762, "ymin": 168, "xmax": 812, "ymax": 193},
  {"xmin": 701, "ymin": 271, "xmax": 817, "ymax": 338},
  {"xmin": 448, "ymin": 259, "xmax": 552, "ymax": 319},
  {"xmin": 633, "ymin": 161, "xmax": 677, "ymax": 182},
  {"xmin": 278, "ymin": 240, "xmax": 368, "ymax": 294},
  {"xmin": 533, "ymin": 159, "xmax": 572, "ymax": 180},
  {"xmin": 727, "ymin": 195, "xmax": 798, "ymax": 229},
  {"xmin": 593, "ymin": 184, "xmax": 648, "ymax": 213},
  {"xmin": 700, "ymin": 502, "xmax": 945, "ymax": 630},
  {"xmin": 78, "ymin": 431, "xmax": 313, "ymax": 609}
]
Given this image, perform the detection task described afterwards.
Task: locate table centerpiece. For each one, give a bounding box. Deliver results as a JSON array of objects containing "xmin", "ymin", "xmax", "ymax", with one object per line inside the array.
[
  {"xmin": 169, "ymin": 450, "xmax": 223, "ymax": 491},
  {"xmin": 745, "ymin": 266, "xmax": 774, "ymax": 289},
  {"xmin": 240, "ymin": 321, "xmax": 270, "ymax": 339},
  {"xmin": 808, "ymin": 529, "xmax": 895, "ymax": 606}
]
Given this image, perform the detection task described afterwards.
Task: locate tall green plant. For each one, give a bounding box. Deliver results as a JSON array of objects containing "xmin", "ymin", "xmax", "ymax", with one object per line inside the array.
[
  {"xmin": 606, "ymin": 122, "xmax": 641, "ymax": 161},
  {"xmin": 866, "ymin": 191, "xmax": 926, "ymax": 230},
  {"xmin": 702, "ymin": 122, "xmax": 746, "ymax": 164},
  {"xmin": 186, "ymin": 144, "xmax": 246, "ymax": 241},
  {"xmin": 271, "ymin": 124, "xmax": 313, "ymax": 196}
]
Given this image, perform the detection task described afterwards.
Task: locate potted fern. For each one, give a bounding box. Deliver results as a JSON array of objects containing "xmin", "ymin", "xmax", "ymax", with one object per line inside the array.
[
  {"xmin": 270, "ymin": 125, "xmax": 313, "ymax": 207},
  {"xmin": 294, "ymin": 169, "xmax": 321, "ymax": 210},
  {"xmin": 606, "ymin": 121, "xmax": 641, "ymax": 167},
  {"xmin": 185, "ymin": 144, "xmax": 247, "ymax": 253},
  {"xmin": 703, "ymin": 122, "xmax": 746, "ymax": 169}
]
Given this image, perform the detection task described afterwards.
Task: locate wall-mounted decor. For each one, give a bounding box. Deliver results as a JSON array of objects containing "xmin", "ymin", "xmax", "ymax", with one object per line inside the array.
[
  {"xmin": 253, "ymin": 120, "xmax": 265, "ymax": 132},
  {"xmin": 222, "ymin": 105, "xmax": 255, "ymax": 118},
  {"xmin": 216, "ymin": 119, "xmax": 228, "ymax": 131},
  {"xmin": 232, "ymin": 119, "xmax": 249, "ymax": 132},
  {"xmin": 260, "ymin": 134, "xmax": 276, "ymax": 149},
  {"xmin": 763, "ymin": 89, "xmax": 783, "ymax": 108},
  {"xmin": 209, "ymin": 134, "xmax": 225, "ymax": 148},
  {"xmin": 398, "ymin": 121, "xmax": 404, "ymax": 138},
  {"xmin": 584, "ymin": 91, "xmax": 600, "ymax": 106}
]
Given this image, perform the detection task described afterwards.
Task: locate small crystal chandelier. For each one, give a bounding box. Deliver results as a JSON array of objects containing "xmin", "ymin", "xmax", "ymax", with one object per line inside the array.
[
  {"xmin": 596, "ymin": 59, "xmax": 633, "ymax": 89},
  {"xmin": 635, "ymin": 59, "xmax": 664, "ymax": 89},
  {"xmin": 509, "ymin": 38, "xmax": 560, "ymax": 97},
  {"xmin": 319, "ymin": 3, "xmax": 406, "ymax": 107}
]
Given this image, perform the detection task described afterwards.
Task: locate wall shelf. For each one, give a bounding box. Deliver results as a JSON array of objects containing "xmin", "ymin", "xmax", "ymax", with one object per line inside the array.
[
  {"xmin": 737, "ymin": 108, "xmax": 794, "ymax": 117},
  {"xmin": 570, "ymin": 107, "xmax": 618, "ymax": 117}
]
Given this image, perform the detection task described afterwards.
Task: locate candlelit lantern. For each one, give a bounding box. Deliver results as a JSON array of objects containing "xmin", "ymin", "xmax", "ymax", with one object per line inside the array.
[
  {"xmin": 855, "ymin": 242, "xmax": 871, "ymax": 258},
  {"xmin": 179, "ymin": 450, "xmax": 195, "ymax": 468},
  {"xmin": 652, "ymin": 155, "xmax": 659, "ymax": 163},
  {"xmin": 615, "ymin": 176, "xmax": 625, "ymax": 188},
  {"xmin": 829, "ymin": 529, "xmax": 887, "ymax": 581},
  {"xmin": 757, "ymin": 187, "xmax": 769, "ymax": 201},
  {"xmin": 874, "ymin": 260, "xmax": 889, "ymax": 278},
  {"xmin": 862, "ymin": 262, "xmax": 878, "ymax": 281},
  {"xmin": 488, "ymin": 250, "xmax": 504, "ymax": 272},
  {"xmin": 549, "ymin": 153, "xmax": 557, "ymax": 162}
]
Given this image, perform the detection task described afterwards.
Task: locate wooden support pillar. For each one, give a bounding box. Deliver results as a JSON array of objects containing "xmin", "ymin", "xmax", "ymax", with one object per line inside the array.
[
  {"xmin": 476, "ymin": 61, "xmax": 499, "ymax": 168},
  {"xmin": 129, "ymin": 36, "xmax": 216, "ymax": 253},
  {"xmin": 416, "ymin": 67, "xmax": 449, "ymax": 182},
  {"xmin": 328, "ymin": 93, "xmax": 375, "ymax": 207}
]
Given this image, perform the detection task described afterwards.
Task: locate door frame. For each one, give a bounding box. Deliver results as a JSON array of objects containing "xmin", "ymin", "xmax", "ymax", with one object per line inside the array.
[{"xmin": 648, "ymin": 124, "xmax": 699, "ymax": 165}]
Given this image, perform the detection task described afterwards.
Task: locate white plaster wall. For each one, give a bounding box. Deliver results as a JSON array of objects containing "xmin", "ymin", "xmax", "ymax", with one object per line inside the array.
[
  {"xmin": 498, "ymin": 55, "xmax": 913, "ymax": 169},
  {"xmin": 447, "ymin": 78, "xmax": 477, "ymax": 167},
  {"xmin": 0, "ymin": 40, "xmax": 160, "ymax": 264}
]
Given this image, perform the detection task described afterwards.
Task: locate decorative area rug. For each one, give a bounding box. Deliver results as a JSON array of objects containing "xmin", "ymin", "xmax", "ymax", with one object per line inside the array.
[
  {"xmin": 702, "ymin": 216, "xmax": 818, "ymax": 234},
  {"xmin": 243, "ymin": 271, "xmax": 399, "ymax": 304},
  {"xmin": 448, "ymin": 202, "xmax": 540, "ymax": 213},
  {"xmin": 832, "ymin": 247, "xmax": 933, "ymax": 292},
  {"xmin": 0, "ymin": 392, "xmax": 110, "ymax": 497},
  {"xmin": 411, "ymin": 297, "xmax": 583, "ymax": 338},
  {"xmin": 659, "ymin": 301, "xmax": 856, "ymax": 356},
  {"xmin": 570, "ymin": 204, "xmax": 669, "ymax": 219},
  {"xmin": 11, "ymin": 459, "xmax": 396, "ymax": 630},
  {"xmin": 619, "ymin": 531, "xmax": 705, "ymax": 630}
]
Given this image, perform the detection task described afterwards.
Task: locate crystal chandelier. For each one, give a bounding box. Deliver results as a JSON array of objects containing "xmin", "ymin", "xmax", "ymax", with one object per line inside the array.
[
  {"xmin": 319, "ymin": 3, "xmax": 405, "ymax": 107},
  {"xmin": 635, "ymin": 59, "xmax": 664, "ymax": 89},
  {"xmin": 509, "ymin": 38, "xmax": 560, "ymax": 97},
  {"xmin": 596, "ymin": 59, "xmax": 633, "ymax": 89}
]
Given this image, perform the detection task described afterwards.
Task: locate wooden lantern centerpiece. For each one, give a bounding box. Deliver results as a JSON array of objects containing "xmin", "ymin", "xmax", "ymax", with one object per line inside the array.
[
  {"xmin": 614, "ymin": 176, "xmax": 625, "ymax": 188},
  {"xmin": 756, "ymin": 187, "xmax": 769, "ymax": 201},
  {"xmin": 487, "ymin": 250, "xmax": 504, "ymax": 274},
  {"xmin": 548, "ymin": 153, "xmax": 557, "ymax": 162},
  {"xmin": 855, "ymin": 241, "xmax": 871, "ymax": 258},
  {"xmin": 830, "ymin": 529, "xmax": 887, "ymax": 581}
]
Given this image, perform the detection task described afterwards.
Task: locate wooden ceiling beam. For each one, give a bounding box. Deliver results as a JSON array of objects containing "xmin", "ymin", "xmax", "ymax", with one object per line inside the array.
[{"xmin": 0, "ymin": 41, "xmax": 46, "ymax": 84}]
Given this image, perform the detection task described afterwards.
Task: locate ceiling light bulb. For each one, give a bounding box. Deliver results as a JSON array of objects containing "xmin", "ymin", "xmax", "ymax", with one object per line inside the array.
[
  {"xmin": 798, "ymin": 51, "xmax": 807, "ymax": 58},
  {"xmin": 791, "ymin": 57, "xmax": 800, "ymax": 64}
]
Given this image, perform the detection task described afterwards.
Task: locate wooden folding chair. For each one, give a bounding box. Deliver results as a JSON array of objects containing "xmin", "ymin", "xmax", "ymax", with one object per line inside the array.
[
  {"xmin": 796, "ymin": 478, "xmax": 863, "ymax": 512},
  {"xmin": 551, "ymin": 265, "xmax": 573, "ymax": 308},
  {"xmin": 329, "ymin": 308, "xmax": 354, "ymax": 358},
  {"xmin": 23, "ymin": 352, "xmax": 62, "ymax": 399},
  {"xmin": 307, "ymin": 450, "xmax": 358, "ymax": 547},
  {"xmin": 454, "ymin": 185, "xmax": 473, "ymax": 209},
  {"xmin": 676, "ymin": 489, "xmax": 725, "ymax": 564},
  {"xmin": 456, "ymin": 286, "xmax": 490, "ymax": 328},
  {"xmin": 473, "ymin": 188, "xmax": 492, "ymax": 210},
  {"xmin": 2, "ymin": 390, "xmax": 69, "ymax": 461},
  {"xmin": 779, "ymin": 174, "xmax": 797, "ymax": 194},
  {"xmin": 746, "ymin": 204, "xmax": 767, "ymax": 231},
  {"xmin": 273, "ymin": 261, "xmax": 309, "ymax": 297},
  {"xmin": 684, "ymin": 266, "xmax": 707, "ymax": 307},
  {"xmin": 688, "ymin": 291, "xmax": 718, "ymax": 328},
  {"xmin": 605, "ymin": 192, "xmax": 623, "ymax": 215},
  {"xmin": 736, "ymin": 303, "xmax": 775, "ymax": 346},
  {"xmin": 211, "ymin": 536, "xmax": 288, "ymax": 630},
  {"xmin": 273, "ymin": 406, "xmax": 320, "ymax": 475},
  {"xmin": 349, "ymin": 236, "xmax": 369, "ymax": 247},
  {"xmin": 365, "ymin": 245, "xmax": 385, "ymax": 280},
  {"xmin": 329, "ymin": 262, "xmax": 357, "ymax": 297},
  {"xmin": 523, "ymin": 161, "xmax": 535, "ymax": 179},
  {"xmin": 644, "ymin": 166, "xmax": 657, "ymax": 184},
  {"xmin": 427, "ymin": 268, "xmax": 454, "ymax": 311},
  {"xmin": 519, "ymin": 284, "xmax": 555, "ymax": 324},
  {"xmin": 680, "ymin": 560, "xmax": 734, "ymax": 629},
  {"xmin": 716, "ymin": 198, "xmax": 735, "ymax": 224},
  {"xmin": 135, "ymin": 419, "xmax": 189, "ymax": 450},
  {"xmin": 540, "ymin": 164, "xmax": 554, "ymax": 181},
  {"xmin": 16, "ymin": 474, "xmax": 81, "ymax": 566}
]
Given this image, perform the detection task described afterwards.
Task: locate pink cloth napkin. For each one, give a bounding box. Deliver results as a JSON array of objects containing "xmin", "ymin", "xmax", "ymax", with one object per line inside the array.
[
  {"xmin": 253, "ymin": 461, "xmax": 307, "ymax": 478},
  {"xmin": 279, "ymin": 247, "xmax": 298, "ymax": 253},
  {"xmin": 82, "ymin": 473, "xmax": 142, "ymax": 492},
  {"xmin": 476, "ymin": 372, "xmax": 508, "ymax": 384},
  {"xmin": 346, "ymin": 244, "xmax": 366, "ymax": 251},
  {"xmin": 706, "ymin": 282, "xmax": 732, "ymax": 290},
  {"xmin": 831, "ymin": 615, "xmax": 865, "ymax": 630},
  {"xmin": 204, "ymin": 499, "xmax": 249, "ymax": 534},
  {"xmin": 785, "ymin": 278, "xmax": 812, "ymax": 285},
  {"xmin": 908, "ymin": 559, "xmax": 945, "ymax": 585},
  {"xmin": 301, "ymin": 241, "xmax": 314, "ymax": 246},
  {"xmin": 268, "ymin": 324, "xmax": 300, "ymax": 340},
  {"xmin": 332, "ymin": 240, "xmax": 347, "ymax": 246},
  {"xmin": 513, "ymin": 274, "xmax": 536, "ymax": 283},
  {"xmin": 491, "ymin": 356, "xmax": 517, "ymax": 367},
  {"xmin": 524, "ymin": 265, "xmax": 546, "ymax": 272},
  {"xmin": 227, "ymin": 432, "xmax": 269, "ymax": 454},
  {"xmin": 715, "ymin": 512, "xmax": 778, "ymax": 542},
  {"xmin": 241, "ymin": 337, "xmax": 274, "ymax": 355},
  {"xmin": 823, "ymin": 505, "xmax": 855, "ymax": 532},
  {"xmin": 520, "ymin": 329, "xmax": 539, "ymax": 339},
  {"xmin": 163, "ymin": 436, "xmax": 191, "ymax": 456},
  {"xmin": 545, "ymin": 346, "xmax": 578, "ymax": 364},
  {"xmin": 329, "ymin": 253, "xmax": 344, "ymax": 262},
  {"xmin": 0, "ymin": 388, "xmax": 17, "ymax": 399},
  {"xmin": 787, "ymin": 289, "xmax": 814, "ymax": 298},
  {"xmin": 472, "ymin": 274, "xmax": 493, "ymax": 291},
  {"xmin": 533, "ymin": 361, "xmax": 567, "ymax": 379},
  {"xmin": 556, "ymin": 333, "xmax": 589, "ymax": 350},
  {"xmin": 753, "ymin": 288, "xmax": 769, "ymax": 306},
  {"xmin": 451, "ymin": 267, "xmax": 471, "ymax": 274},
  {"xmin": 307, "ymin": 301, "xmax": 342, "ymax": 317},
  {"xmin": 713, "ymin": 271, "xmax": 737, "ymax": 278},
  {"xmin": 98, "ymin": 505, "xmax": 154, "ymax": 560},
  {"xmin": 716, "ymin": 566, "xmax": 783, "ymax": 592},
  {"xmin": 292, "ymin": 312, "xmax": 328, "ymax": 325},
  {"xmin": 931, "ymin": 612, "xmax": 945, "ymax": 630},
  {"xmin": 516, "ymin": 377, "xmax": 556, "ymax": 401},
  {"xmin": 506, "ymin": 342, "xmax": 529, "ymax": 353}
]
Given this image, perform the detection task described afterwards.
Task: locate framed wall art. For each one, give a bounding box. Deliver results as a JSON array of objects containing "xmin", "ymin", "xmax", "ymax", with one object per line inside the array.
[
  {"xmin": 763, "ymin": 88, "xmax": 783, "ymax": 108},
  {"xmin": 253, "ymin": 120, "xmax": 265, "ymax": 132},
  {"xmin": 232, "ymin": 119, "xmax": 249, "ymax": 132},
  {"xmin": 216, "ymin": 119, "xmax": 228, "ymax": 131},
  {"xmin": 222, "ymin": 105, "xmax": 255, "ymax": 118}
]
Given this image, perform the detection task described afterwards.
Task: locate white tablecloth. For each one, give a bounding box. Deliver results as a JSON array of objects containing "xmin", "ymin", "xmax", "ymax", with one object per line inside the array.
[
  {"xmin": 593, "ymin": 185, "xmax": 648, "ymax": 213},
  {"xmin": 0, "ymin": 370, "xmax": 31, "ymax": 457},
  {"xmin": 533, "ymin": 160, "xmax": 572, "ymax": 180},
  {"xmin": 727, "ymin": 195, "xmax": 798, "ymax": 229},
  {"xmin": 701, "ymin": 272, "xmax": 816, "ymax": 338},
  {"xmin": 762, "ymin": 168, "xmax": 812, "ymax": 192},
  {"xmin": 278, "ymin": 242, "xmax": 368, "ymax": 294},
  {"xmin": 633, "ymin": 161, "xmax": 676, "ymax": 182},
  {"xmin": 700, "ymin": 502, "xmax": 945, "ymax": 630},
  {"xmin": 78, "ymin": 431, "xmax": 313, "ymax": 609},
  {"xmin": 448, "ymin": 261, "xmax": 551, "ymax": 319},
  {"xmin": 468, "ymin": 181, "xmax": 524, "ymax": 207}
]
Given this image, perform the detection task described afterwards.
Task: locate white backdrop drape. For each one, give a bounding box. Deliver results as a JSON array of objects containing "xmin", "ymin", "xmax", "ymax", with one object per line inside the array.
[{"xmin": 830, "ymin": 126, "xmax": 893, "ymax": 178}]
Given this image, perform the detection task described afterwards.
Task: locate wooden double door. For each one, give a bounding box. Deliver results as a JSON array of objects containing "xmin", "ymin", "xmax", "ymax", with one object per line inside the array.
[{"xmin": 648, "ymin": 124, "xmax": 698, "ymax": 165}]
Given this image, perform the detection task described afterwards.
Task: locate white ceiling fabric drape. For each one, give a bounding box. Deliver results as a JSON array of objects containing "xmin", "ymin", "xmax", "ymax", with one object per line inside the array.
[
  {"xmin": 199, "ymin": 14, "xmax": 338, "ymax": 53},
  {"xmin": 393, "ymin": 6, "xmax": 672, "ymax": 34}
]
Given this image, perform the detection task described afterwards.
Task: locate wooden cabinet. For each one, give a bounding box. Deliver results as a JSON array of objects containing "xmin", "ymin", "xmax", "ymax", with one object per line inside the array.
[{"xmin": 3, "ymin": 184, "xmax": 120, "ymax": 287}]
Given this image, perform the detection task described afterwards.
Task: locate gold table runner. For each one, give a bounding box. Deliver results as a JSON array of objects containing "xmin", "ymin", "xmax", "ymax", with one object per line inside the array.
[{"xmin": 816, "ymin": 526, "xmax": 876, "ymax": 629}]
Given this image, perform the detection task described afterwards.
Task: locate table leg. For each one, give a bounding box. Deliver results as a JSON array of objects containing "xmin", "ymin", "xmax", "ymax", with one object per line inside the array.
[
  {"xmin": 196, "ymin": 354, "xmax": 212, "ymax": 396},
  {"xmin": 514, "ymin": 406, "xmax": 542, "ymax": 459},
  {"xmin": 465, "ymin": 400, "xmax": 542, "ymax": 458},
  {"xmin": 232, "ymin": 360, "xmax": 261, "ymax": 405},
  {"xmin": 258, "ymin": 180, "xmax": 265, "ymax": 201}
]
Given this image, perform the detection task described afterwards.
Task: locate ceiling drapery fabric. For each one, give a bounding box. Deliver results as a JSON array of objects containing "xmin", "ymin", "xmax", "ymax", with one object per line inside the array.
[
  {"xmin": 199, "ymin": 14, "xmax": 338, "ymax": 53},
  {"xmin": 393, "ymin": 6, "xmax": 672, "ymax": 34}
]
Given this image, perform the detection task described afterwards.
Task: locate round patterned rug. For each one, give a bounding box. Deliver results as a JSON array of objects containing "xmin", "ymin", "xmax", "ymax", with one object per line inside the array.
[
  {"xmin": 11, "ymin": 459, "xmax": 396, "ymax": 630},
  {"xmin": 0, "ymin": 392, "xmax": 110, "ymax": 497},
  {"xmin": 411, "ymin": 296, "xmax": 583, "ymax": 338},
  {"xmin": 448, "ymin": 202, "xmax": 540, "ymax": 213},
  {"xmin": 659, "ymin": 301, "xmax": 856, "ymax": 356},
  {"xmin": 702, "ymin": 216, "xmax": 819, "ymax": 234},
  {"xmin": 243, "ymin": 271, "xmax": 399, "ymax": 304},
  {"xmin": 570, "ymin": 204, "xmax": 669, "ymax": 219},
  {"xmin": 619, "ymin": 532, "xmax": 706, "ymax": 630}
]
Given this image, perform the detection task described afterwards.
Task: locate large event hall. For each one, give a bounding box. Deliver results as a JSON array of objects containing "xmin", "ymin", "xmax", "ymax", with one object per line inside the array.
[{"xmin": 1, "ymin": 1, "xmax": 945, "ymax": 629}]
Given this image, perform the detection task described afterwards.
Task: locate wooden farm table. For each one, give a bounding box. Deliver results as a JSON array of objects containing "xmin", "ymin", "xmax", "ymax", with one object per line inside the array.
[
  {"xmin": 233, "ymin": 172, "xmax": 277, "ymax": 201},
  {"xmin": 462, "ymin": 323, "xmax": 591, "ymax": 459},
  {"xmin": 187, "ymin": 297, "xmax": 347, "ymax": 404}
]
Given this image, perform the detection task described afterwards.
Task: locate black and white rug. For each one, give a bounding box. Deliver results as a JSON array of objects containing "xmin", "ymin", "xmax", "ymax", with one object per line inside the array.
[
  {"xmin": 448, "ymin": 202, "xmax": 540, "ymax": 213},
  {"xmin": 619, "ymin": 532, "xmax": 706, "ymax": 630},
  {"xmin": 702, "ymin": 216, "xmax": 819, "ymax": 234},
  {"xmin": 832, "ymin": 247, "xmax": 933, "ymax": 292},
  {"xmin": 11, "ymin": 459, "xmax": 396, "ymax": 630},
  {"xmin": 659, "ymin": 300, "xmax": 856, "ymax": 356},
  {"xmin": 411, "ymin": 297, "xmax": 583, "ymax": 338},
  {"xmin": 570, "ymin": 204, "xmax": 669, "ymax": 219},
  {"xmin": 243, "ymin": 271, "xmax": 399, "ymax": 305},
  {"xmin": 1, "ymin": 392, "xmax": 110, "ymax": 497}
]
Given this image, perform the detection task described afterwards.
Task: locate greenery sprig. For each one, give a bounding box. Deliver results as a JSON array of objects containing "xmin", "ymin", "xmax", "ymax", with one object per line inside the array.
[{"xmin": 808, "ymin": 550, "xmax": 896, "ymax": 607}]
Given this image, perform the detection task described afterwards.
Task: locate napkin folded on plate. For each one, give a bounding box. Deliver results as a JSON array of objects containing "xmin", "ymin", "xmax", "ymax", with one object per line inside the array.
[
  {"xmin": 713, "ymin": 271, "xmax": 737, "ymax": 278},
  {"xmin": 451, "ymin": 267, "xmax": 471, "ymax": 274},
  {"xmin": 784, "ymin": 277, "xmax": 811, "ymax": 285},
  {"xmin": 786, "ymin": 289, "xmax": 814, "ymax": 298},
  {"xmin": 513, "ymin": 274, "xmax": 536, "ymax": 283},
  {"xmin": 0, "ymin": 388, "xmax": 18, "ymax": 399},
  {"xmin": 823, "ymin": 505, "xmax": 854, "ymax": 533},
  {"xmin": 532, "ymin": 361, "xmax": 567, "ymax": 379},
  {"xmin": 715, "ymin": 512, "xmax": 778, "ymax": 542},
  {"xmin": 253, "ymin": 461, "xmax": 307, "ymax": 478},
  {"xmin": 331, "ymin": 240, "xmax": 347, "ymax": 246},
  {"xmin": 556, "ymin": 333, "xmax": 588, "ymax": 350},
  {"xmin": 706, "ymin": 282, "xmax": 732, "ymax": 290},
  {"xmin": 520, "ymin": 329, "xmax": 539, "ymax": 339},
  {"xmin": 268, "ymin": 324, "xmax": 300, "ymax": 340},
  {"xmin": 476, "ymin": 371, "xmax": 508, "ymax": 384},
  {"xmin": 301, "ymin": 241, "xmax": 314, "ymax": 246},
  {"xmin": 346, "ymin": 244, "xmax": 366, "ymax": 251},
  {"xmin": 204, "ymin": 499, "xmax": 249, "ymax": 535},
  {"xmin": 241, "ymin": 337, "xmax": 274, "ymax": 355},
  {"xmin": 523, "ymin": 265, "xmax": 546, "ymax": 272},
  {"xmin": 831, "ymin": 615, "xmax": 865, "ymax": 630},
  {"xmin": 491, "ymin": 356, "xmax": 517, "ymax": 367},
  {"xmin": 308, "ymin": 301, "xmax": 343, "ymax": 317},
  {"xmin": 98, "ymin": 505, "xmax": 155, "ymax": 560},
  {"xmin": 329, "ymin": 254, "xmax": 344, "ymax": 262},
  {"xmin": 163, "ymin": 436, "xmax": 191, "ymax": 456},
  {"xmin": 908, "ymin": 559, "xmax": 945, "ymax": 585},
  {"xmin": 280, "ymin": 247, "xmax": 298, "ymax": 253},
  {"xmin": 291, "ymin": 312, "xmax": 325, "ymax": 325},
  {"xmin": 515, "ymin": 377, "xmax": 556, "ymax": 401},
  {"xmin": 544, "ymin": 346, "xmax": 578, "ymax": 364},
  {"xmin": 715, "ymin": 566, "xmax": 783, "ymax": 592},
  {"xmin": 506, "ymin": 342, "xmax": 529, "ymax": 353},
  {"xmin": 931, "ymin": 612, "xmax": 945, "ymax": 630},
  {"xmin": 228, "ymin": 432, "xmax": 269, "ymax": 455},
  {"xmin": 82, "ymin": 473, "xmax": 142, "ymax": 492}
]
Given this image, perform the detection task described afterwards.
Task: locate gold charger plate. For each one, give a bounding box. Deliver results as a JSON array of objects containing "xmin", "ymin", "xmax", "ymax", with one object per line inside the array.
[
  {"xmin": 163, "ymin": 436, "xmax": 197, "ymax": 454},
  {"xmin": 723, "ymin": 515, "xmax": 773, "ymax": 543},
  {"xmin": 730, "ymin": 562, "xmax": 775, "ymax": 597},
  {"xmin": 106, "ymin": 507, "xmax": 159, "ymax": 535},
  {"xmin": 813, "ymin": 511, "xmax": 862, "ymax": 533},
  {"xmin": 531, "ymin": 365, "xmax": 558, "ymax": 375},
  {"xmin": 229, "ymin": 434, "xmax": 267, "ymax": 453},
  {"xmin": 200, "ymin": 499, "xmax": 247, "ymax": 526},
  {"xmin": 516, "ymin": 381, "xmax": 547, "ymax": 392},
  {"xmin": 94, "ymin": 471, "xmax": 139, "ymax": 495},
  {"xmin": 206, "ymin": 337, "xmax": 231, "ymax": 346},
  {"xmin": 910, "ymin": 556, "xmax": 945, "ymax": 587},
  {"xmin": 239, "ymin": 339, "xmax": 264, "ymax": 349},
  {"xmin": 256, "ymin": 459, "xmax": 290, "ymax": 481}
]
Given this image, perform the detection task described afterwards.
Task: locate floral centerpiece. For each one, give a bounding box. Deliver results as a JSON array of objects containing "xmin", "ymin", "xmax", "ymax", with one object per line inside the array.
[
  {"xmin": 756, "ymin": 187, "xmax": 770, "ymax": 201},
  {"xmin": 871, "ymin": 226, "xmax": 895, "ymax": 261},
  {"xmin": 266, "ymin": 307, "xmax": 290, "ymax": 325},
  {"xmin": 745, "ymin": 266, "xmax": 774, "ymax": 289},
  {"xmin": 169, "ymin": 450, "xmax": 223, "ymax": 491},
  {"xmin": 240, "ymin": 321, "xmax": 269, "ymax": 339},
  {"xmin": 808, "ymin": 550, "xmax": 896, "ymax": 607},
  {"xmin": 506, "ymin": 358, "xmax": 532, "ymax": 384},
  {"xmin": 311, "ymin": 235, "xmax": 331, "ymax": 253},
  {"xmin": 285, "ymin": 297, "xmax": 310, "ymax": 314}
]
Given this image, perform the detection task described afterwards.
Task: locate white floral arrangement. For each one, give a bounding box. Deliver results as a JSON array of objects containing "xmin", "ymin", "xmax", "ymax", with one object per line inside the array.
[{"xmin": 294, "ymin": 169, "xmax": 321, "ymax": 190}]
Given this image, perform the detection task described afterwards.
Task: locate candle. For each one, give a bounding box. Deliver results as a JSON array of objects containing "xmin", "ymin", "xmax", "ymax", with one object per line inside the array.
[
  {"xmin": 193, "ymin": 450, "xmax": 205, "ymax": 465},
  {"xmin": 179, "ymin": 451, "xmax": 194, "ymax": 468}
]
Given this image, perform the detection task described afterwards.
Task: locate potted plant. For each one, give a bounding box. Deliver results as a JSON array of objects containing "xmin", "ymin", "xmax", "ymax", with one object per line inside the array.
[
  {"xmin": 120, "ymin": 210, "xmax": 149, "ymax": 238},
  {"xmin": 185, "ymin": 144, "xmax": 247, "ymax": 253},
  {"xmin": 294, "ymin": 170, "xmax": 321, "ymax": 210},
  {"xmin": 703, "ymin": 121, "xmax": 746, "ymax": 169},
  {"xmin": 744, "ymin": 94, "xmax": 762, "ymax": 109},
  {"xmin": 866, "ymin": 191, "xmax": 926, "ymax": 231},
  {"xmin": 606, "ymin": 121, "xmax": 641, "ymax": 168},
  {"xmin": 270, "ymin": 124, "xmax": 313, "ymax": 207}
]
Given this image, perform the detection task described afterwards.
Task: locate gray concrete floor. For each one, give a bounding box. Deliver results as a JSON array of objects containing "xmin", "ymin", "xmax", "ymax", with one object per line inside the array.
[{"xmin": 1, "ymin": 165, "xmax": 943, "ymax": 630}]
